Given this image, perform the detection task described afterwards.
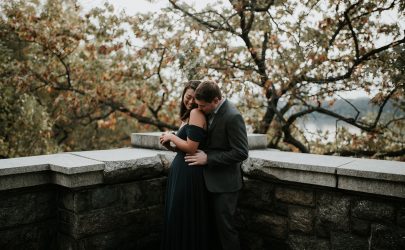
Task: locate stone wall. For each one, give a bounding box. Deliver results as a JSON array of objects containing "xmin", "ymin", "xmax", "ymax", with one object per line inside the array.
[
  {"xmin": 238, "ymin": 178, "xmax": 405, "ymax": 250},
  {"xmin": 0, "ymin": 133, "xmax": 404, "ymax": 250}
]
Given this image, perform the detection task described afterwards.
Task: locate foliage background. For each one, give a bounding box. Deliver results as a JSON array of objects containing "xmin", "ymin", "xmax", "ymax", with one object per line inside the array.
[{"xmin": 0, "ymin": 0, "xmax": 404, "ymax": 160}]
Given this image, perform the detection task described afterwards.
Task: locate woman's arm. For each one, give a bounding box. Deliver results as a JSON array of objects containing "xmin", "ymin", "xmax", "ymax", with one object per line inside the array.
[{"xmin": 160, "ymin": 109, "xmax": 206, "ymax": 154}]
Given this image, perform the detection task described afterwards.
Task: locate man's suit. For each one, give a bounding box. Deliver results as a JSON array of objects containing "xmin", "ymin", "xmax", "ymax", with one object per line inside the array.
[{"xmin": 203, "ymin": 99, "xmax": 249, "ymax": 250}]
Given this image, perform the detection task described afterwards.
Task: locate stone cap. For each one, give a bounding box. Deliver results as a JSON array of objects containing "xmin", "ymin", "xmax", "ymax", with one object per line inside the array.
[
  {"xmin": 131, "ymin": 132, "xmax": 268, "ymax": 150},
  {"xmin": 1, "ymin": 146, "xmax": 404, "ymax": 198},
  {"xmin": 245, "ymin": 149, "xmax": 405, "ymax": 198}
]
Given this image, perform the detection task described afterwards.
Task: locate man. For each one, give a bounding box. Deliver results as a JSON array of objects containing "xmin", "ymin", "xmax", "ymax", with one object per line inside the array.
[{"xmin": 185, "ymin": 80, "xmax": 249, "ymax": 250}]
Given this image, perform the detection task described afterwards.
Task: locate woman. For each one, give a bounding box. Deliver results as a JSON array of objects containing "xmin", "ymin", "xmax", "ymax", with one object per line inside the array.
[{"xmin": 160, "ymin": 80, "xmax": 213, "ymax": 250}]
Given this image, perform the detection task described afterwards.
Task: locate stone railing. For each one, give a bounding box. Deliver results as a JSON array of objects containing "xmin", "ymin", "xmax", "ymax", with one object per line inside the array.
[{"xmin": 0, "ymin": 133, "xmax": 404, "ymax": 250}]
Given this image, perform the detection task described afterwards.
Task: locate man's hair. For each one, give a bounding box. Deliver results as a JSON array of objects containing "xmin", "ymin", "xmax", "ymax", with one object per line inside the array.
[{"xmin": 195, "ymin": 80, "xmax": 222, "ymax": 102}]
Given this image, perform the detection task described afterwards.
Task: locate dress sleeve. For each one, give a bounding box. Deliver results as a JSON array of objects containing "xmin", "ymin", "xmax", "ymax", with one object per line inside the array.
[{"xmin": 186, "ymin": 125, "xmax": 206, "ymax": 142}]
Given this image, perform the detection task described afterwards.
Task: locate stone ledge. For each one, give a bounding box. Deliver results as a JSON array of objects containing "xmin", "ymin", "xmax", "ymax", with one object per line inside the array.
[
  {"xmin": 1, "ymin": 147, "xmax": 404, "ymax": 198},
  {"xmin": 337, "ymin": 158, "xmax": 405, "ymax": 182},
  {"xmin": 244, "ymin": 150, "xmax": 354, "ymax": 187},
  {"xmin": 245, "ymin": 150, "xmax": 405, "ymax": 198},
  {"xmin": 337, "ymin": 158, "xmax": 405, "ymax": 198},
  {"xmin": 0, "ymin": 153, "xmax": 105, "ymax": 190},
  {"xmin": 131, "ymin": 132, "xmax": 268, "ymax": 150}
]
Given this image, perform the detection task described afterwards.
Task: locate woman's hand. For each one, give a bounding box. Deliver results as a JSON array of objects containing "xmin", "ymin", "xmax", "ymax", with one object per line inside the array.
[{"xmin": 160, "ymin": 132, "xmax": 174, "ymax": 145}]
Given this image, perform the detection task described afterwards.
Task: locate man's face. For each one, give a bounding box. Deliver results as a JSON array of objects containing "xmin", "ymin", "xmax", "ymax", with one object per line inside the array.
[{"xmin": 195, "ymin": 98, "xmax": 219, "ymax": 115}]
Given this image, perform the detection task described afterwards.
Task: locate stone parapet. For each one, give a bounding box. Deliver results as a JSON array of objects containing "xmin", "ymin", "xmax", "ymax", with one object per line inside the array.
[
  {"xmin": 2, "ymin": 145, "xmax": 404, "ymax": 199},
  {"xmin": 0, "ymin": 133, "xmax": 405, "ymax": 250},
  {"xmin": 245, "ymin": 149, "xmax": 405, "ymax": 198}
]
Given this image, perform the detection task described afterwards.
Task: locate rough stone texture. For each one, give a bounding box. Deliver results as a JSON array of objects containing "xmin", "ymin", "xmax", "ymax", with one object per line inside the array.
[
  {"xmin": 103, "ymin": 156, "xmax": 164, "ymax": 184},
  {"xmin": 0, "ymin": 186, "xmax": 57, "ymax": 250},
  {"xmin": 369, "ymin": 224, "xmax": 405, "ymax": 250},
  {"xmin": 243, "ymin": 156, "xmax": 338, "ymax": 187},
  {"xmin": 288, "ymin": 206, "xmax": 314, "ymax": 233},
  {"xmin": 239, "ymin": 179, "xmax": 274, "ymax": 211},
  {"xmin": 237, "ymin": 209, "xmax": 288, "ymax": 239},
  {"xmin": 351, "ymin": 218, "xmax": 370, "ymax": 236},
  {"xmin": 315, "ymin": 193, "xmax": 351, "ymax": 237},
  {"xmin": 0, "ymin": 222, "xmax": 57, "ymax": 250},
  {"xmin": 330, "ymin": 232, "xmax": 368, "ymax": 250},
  {"xmin": 337, "ymin": 158, "xmax": 405, "ymax": 182},
  {"xmin": 398, "ymin": 206, "xmax": 405, "ymax": 228},
  {"xmin": 275, "ymin": 187, "xmax": 314, "ymax": 206},
  {"xmin": 288, "ymin": 234, "xmax": 330, "ymax": 250},
  {"xmin": 0, "ymin": 187, "xmax": 56, "ymax": 228},
  {"xmin": 351, "ymin": 199, "xmax": 395, "ymax": 222},
  {"xmin": 338, "ymin": 175, "xmax": 405, "ymax": 198}
]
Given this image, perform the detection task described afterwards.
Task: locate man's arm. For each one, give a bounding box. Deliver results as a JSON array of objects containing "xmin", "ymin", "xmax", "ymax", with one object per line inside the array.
[{"xmin": 185, "ymin": 113, "xmax": 248, "ymax": 166}]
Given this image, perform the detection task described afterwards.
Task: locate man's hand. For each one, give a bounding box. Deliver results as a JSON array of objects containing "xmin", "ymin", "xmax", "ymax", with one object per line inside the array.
[{"xmin": 185, "ymin": 150, "xmax": 207, "ymax": 166}]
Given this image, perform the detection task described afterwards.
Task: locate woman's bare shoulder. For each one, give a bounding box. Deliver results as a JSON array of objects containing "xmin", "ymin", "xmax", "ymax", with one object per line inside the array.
[
  {"xmin": 190, "ymin": 108, "xmax": 205, "ymax": 118},
  {"xmin": 189, "ymin": 108, "xmax": 206, "ymax": 127}
]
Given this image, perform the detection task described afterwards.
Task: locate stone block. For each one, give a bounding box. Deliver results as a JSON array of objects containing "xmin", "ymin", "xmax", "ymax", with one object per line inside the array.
[
  {"xmin": 398, "ymin": 207, "xmax": 405, "ymax": 228},
  {"xmin": 0, "ymin": 172, "xmax": 50, "ymax": 191},
  {"xmin": 242, "ymin": 210, "xmax": 288, "ymax": 239},
  {"xmin": 119, "ymin": 178, "xmax": 165, "ymax": 210},
  {"xmin": 52, "ymin": 171, "xmax": 104, "ymax": 188},
  {"xmin": 0, "ymin": 154, "xmax": 51, "ymax": 176},
  {"xmin": 61, "ymin": 185, "xmax": 121, "ymax": 213},
  {"xmin": 103, "ymin": 156, "xmax": 164, "ymax": 184},
  {"xmin": 158, "ymin": 152, "xmax": 176, "ymax": 171},
  {"xmin": 0, "ymin": 189, "xmax": 56, "ymax": 228},
  {"xmin": 351, "ymin": 218, "xmax": 370, "ymax": 236},
  {"xmin": 63, "ymin": 205, "xmax": 163, "ymax": 239},
  {"xmin": 288, "ymin": 234, "xmax": 330, "ymax": 250},
  {"xmin": 330, "ymin": 232, "xmax": 368, "ymax": 250},
  {"xmin": 71, "ymin": 148, "xmax": 161, "ymax": 162},
  {"xmin": 275, "ymin": 186, "xmax": 314, "ymax": 206},
  {"xmin": 131, "ymin": 132, "xmax": 268, "ymax": 150},
  {"xmin": 243, "ymin": 151, "xmax": 345, "ymax": 187},
  {"xmin": 288, "ymin": 206, "xmax": 314, "ymax": 233},
  {"xmin": 337, "ymin": 158, "xmax": 405, "ymax": 198},
  {"xmin": 239, "ymin": 179, "xmax": 274, "ymax": 211},
  {"xmin": 369, "ymin": 223, "xmax": 405, "ymax": 250},
  {"xmin": 315, "ymin": 192, "xmax": 351, "ymax": 237},
  {"xmin": 131, "ymin": 132, "xmax": 169, "ymax": 150},
  {"xmin": 351, "ymin": 199, "xmax": 395, "ymax": 222},
  {"xmin": 337, "ymin": 158, "xmax": 405, "ymax": 182},
  {"xmin": 0, "ymin": 221, "xmax": 56, "ymax": 250},
  {"xmin": 338, "ymin": 175, "xmax": 405, "ymax": 198}
]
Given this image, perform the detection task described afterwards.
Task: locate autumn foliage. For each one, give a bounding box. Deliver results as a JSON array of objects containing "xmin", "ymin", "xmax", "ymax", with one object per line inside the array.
[{"xmin": 0, "ymin": 0, "xmax": 404, "ymax": 160}]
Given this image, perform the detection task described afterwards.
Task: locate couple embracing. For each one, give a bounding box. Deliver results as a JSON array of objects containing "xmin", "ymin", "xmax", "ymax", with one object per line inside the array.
[{"xmin": 160, "ymin": 80, "xmax": 249, "ymax": 250}]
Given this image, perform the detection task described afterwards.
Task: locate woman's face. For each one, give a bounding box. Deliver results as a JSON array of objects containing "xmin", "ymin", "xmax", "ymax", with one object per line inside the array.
[{"xmin": 183, "ymin": 88, "xmax": 195, "ymax": 110}]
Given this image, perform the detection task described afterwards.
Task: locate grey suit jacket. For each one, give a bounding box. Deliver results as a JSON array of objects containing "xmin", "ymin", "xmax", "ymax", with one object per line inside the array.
[{"xmin": 203, "ymin": 100, "xmax": 249, "ymax": 193}]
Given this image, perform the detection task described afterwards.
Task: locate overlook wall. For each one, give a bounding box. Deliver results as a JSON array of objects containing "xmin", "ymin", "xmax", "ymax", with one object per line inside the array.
[{"xmin": 0, "ymin": 133, "xmax": 404, "ymax": 250}]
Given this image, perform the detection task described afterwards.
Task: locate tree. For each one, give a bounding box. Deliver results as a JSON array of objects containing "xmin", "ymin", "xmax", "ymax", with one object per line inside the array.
[
  {"xmin": 167, "ymin": 0, "xmax": 405, "ymax": 158},
  {"xmin": 1, "ymin": 0, "xmax": 404, "ymax": 160},
  {"xmin": 0, "ymin": 0, "xmax": 183, "ymax": 156}
]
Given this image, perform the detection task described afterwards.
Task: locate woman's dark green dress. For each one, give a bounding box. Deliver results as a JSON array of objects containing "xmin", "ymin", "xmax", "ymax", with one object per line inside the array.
[{"xmin": 161, "ymin": 124, "xmax": 213, "ymax": 250}]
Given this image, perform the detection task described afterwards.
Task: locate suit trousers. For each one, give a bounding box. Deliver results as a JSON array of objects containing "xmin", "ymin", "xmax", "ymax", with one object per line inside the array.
[{"xmin": 209, "ymin": 191, "xmax": 240, "ymax": 250}]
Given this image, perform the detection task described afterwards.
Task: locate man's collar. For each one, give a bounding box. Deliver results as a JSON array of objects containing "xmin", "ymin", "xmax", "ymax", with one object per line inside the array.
[{"xmin": 213, "ymin": 98, "xmax": 226, "ymax": 115}]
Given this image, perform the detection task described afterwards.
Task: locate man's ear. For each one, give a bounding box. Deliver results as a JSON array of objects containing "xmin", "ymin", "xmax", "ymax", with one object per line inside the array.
[{"xmin": 213, "ymin": 97, "xmax": 220, "ymax": 104}]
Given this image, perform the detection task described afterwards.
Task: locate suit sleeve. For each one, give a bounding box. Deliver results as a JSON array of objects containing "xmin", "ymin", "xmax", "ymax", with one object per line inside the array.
[{"xmin": 206, "ymin": 113, "xmax": 249, "ymax": 166}]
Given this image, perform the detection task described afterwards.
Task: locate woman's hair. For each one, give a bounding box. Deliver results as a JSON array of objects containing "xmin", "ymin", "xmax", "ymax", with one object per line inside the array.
[
  {"xmin": 195, "ymin": 80, "xmax": 222, "ymax": 102},
  {"xmin": 180, "ymin": 80, "xmax": 201, "ymax": 121}
]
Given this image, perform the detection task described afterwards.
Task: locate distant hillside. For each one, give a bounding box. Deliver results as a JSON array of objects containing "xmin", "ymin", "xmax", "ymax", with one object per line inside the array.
[{"xmin": 288, "ymin": 97, "xmax": 404, "ymax": 123}]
